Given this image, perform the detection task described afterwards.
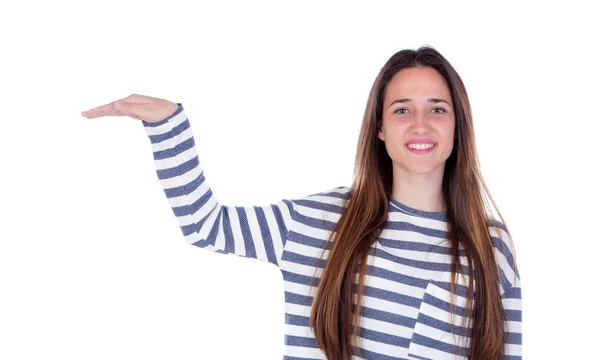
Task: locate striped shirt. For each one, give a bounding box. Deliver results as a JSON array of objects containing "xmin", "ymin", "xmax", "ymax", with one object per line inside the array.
[{"xmin": 142, "ymin": 103, "xmax": 522, "ymax": 360}]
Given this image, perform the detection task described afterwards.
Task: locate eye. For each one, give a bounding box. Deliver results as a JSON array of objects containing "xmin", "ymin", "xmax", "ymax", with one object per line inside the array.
[{"xmin": 394, "ymin": 108, "xmax": 448, "ymax": 115}]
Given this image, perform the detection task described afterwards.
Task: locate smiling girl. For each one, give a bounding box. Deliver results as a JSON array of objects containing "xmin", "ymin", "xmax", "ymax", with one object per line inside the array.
[{"xmin": 82, "ymin": 45, "xmax": 522, "ymax": 360}]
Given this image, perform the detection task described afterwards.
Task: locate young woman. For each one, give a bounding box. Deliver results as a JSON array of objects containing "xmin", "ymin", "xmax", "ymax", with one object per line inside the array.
[{"xmin": 82, "ymin": 46, "xmax": 522, "ymax": 360}]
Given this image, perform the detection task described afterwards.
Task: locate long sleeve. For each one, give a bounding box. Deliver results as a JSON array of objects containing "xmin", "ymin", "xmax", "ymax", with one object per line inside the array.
[
  {"xmin": 501, "ymin": 280, "xmax": 522, "ymax": 359},
  {"xmin": 489, "ymin": 220, "xmax": 523, "ymax": 359},
  {"xmin": 141, "ymin": 103, "xmax": 297, "ymax": 267}
]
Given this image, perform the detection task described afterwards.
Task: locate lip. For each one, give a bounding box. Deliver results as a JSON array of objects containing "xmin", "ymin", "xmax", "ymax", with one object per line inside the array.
[
  {"xmin": 405, "ymin": 139, "xmax": 436, "ymax": 145},
  {"xmin": 405, "ymin": 141, "xmax": 436, "ymax": 154}
]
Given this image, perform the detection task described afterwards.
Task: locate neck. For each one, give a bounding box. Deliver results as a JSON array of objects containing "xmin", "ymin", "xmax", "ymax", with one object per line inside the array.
[{"xmin": 390, "ymin": 165, "xmax": 446, "ymax": 213}]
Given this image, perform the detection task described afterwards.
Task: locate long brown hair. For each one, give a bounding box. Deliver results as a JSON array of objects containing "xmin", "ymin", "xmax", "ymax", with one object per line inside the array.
[{"xmin": 308, "ymin": 45, "xmax": 517, "ymax": 359}]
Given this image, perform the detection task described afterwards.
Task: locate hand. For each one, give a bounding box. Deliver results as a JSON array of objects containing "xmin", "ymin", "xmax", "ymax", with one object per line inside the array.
[{"xmin": 81, "ymin": 94, "xmax": 179, "ymax": 123}]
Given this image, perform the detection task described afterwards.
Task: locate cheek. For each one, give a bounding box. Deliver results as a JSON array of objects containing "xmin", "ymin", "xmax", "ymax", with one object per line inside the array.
[
  {"xmin": 442, "ymin": 122, "xmax": 456, "ymax": 152},
  {"xmin": 383, "ymin": 119, "xmax": 410, "ymax": 138},
  {"xmin": 442, "ymin": 120, "xmax": 455, "ymax": 140}
]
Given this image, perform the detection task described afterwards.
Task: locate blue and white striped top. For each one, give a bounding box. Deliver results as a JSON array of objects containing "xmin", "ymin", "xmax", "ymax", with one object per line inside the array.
[{"xmin": 142, "ymin": 103, "xmax": 522, "ymax": 360}]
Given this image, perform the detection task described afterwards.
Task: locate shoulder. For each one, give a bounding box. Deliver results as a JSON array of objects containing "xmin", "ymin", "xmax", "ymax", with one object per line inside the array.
[
  {"xmin": 311, "ymin": 185, "xmax": 352, "ymax": 201},
  {"xmin": 288, "ymin": 185, "xmax": 351, "ymax": 222},
  {"xmin": 294, "ymin": 185, "xmax": 351, "ymax": 207}
]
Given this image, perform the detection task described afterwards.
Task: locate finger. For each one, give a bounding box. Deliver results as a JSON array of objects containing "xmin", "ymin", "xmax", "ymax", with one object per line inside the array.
[
  {"xmin": 81, "ymin": 93, "xmax": 139, "ymax": 116},
  {"xmin": 82, "ymin": 110, "xmax": 129, "ymax": 119},
  {"xmin": 81, "ymin": 101, "xmax": 121, "ymax": 118}
]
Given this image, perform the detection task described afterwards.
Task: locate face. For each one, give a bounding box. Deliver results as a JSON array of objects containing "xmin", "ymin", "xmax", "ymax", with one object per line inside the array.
[{"xmin": 378, "ymin": 66, "xmax": 456, "ymax": 176}]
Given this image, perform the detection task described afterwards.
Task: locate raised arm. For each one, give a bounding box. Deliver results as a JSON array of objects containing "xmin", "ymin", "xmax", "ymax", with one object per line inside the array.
[{"xmin": 141, "ymin": 103, "xmax": 298, "ymax": 267}]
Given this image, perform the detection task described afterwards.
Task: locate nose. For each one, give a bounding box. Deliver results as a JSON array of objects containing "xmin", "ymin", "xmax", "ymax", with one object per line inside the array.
[{"xmin": 411, "ymin": 111, "xmax": 430, "ymax": 134}]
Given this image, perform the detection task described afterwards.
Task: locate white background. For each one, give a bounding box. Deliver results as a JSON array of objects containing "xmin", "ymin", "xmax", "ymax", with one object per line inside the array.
[{"xmin": 1, "ymin": 1, "xmax": 598, "ymax": 359}]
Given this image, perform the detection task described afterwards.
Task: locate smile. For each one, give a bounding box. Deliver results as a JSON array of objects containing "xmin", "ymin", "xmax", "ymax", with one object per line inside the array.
[{"xmin": 405, "ymin": 143, "xmax": 436, "ymax": 154}]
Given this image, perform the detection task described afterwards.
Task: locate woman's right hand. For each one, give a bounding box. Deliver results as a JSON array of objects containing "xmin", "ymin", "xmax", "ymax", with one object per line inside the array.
[{"xmin": 81, "ymin": 94, "xmax": 179, "ymax": 123}]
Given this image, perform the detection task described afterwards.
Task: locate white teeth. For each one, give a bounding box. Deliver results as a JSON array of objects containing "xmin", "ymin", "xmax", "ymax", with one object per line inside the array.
[{"xmin": 408, "ymin": 143, "xmax": 434, "ymax": 150}]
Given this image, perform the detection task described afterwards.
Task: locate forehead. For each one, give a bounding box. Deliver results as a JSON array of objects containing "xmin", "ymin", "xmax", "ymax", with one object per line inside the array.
[{"xmin": 384, "ymin": 66, "xmax": 452, "ymax": 102}]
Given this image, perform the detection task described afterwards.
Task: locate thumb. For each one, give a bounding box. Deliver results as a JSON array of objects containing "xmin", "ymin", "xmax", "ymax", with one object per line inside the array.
[
  {"xmin": 115, "ymin": 100, "xmax": 142, "ymax": 120},
  {"xmin": 115, "ymin": 99, "xmax": 132, "ymax": 113}
]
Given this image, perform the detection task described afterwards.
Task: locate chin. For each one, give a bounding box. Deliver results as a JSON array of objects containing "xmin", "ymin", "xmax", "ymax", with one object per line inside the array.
[
  {"xmin": 405, "ymin": 162, "xmax": 445, "ymax": 175},
  {"xmin": 409, "ymin": 168, "xmax": 437, "ymax": 175}
]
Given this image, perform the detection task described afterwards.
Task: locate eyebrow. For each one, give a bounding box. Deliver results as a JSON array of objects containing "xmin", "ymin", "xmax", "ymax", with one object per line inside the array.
[{"xmin": 388, "ymin": 98, "xmax": 452, "ymax": 107}]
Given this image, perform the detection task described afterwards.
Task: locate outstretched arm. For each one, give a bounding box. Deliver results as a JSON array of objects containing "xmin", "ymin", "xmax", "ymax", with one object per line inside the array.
[{"xmin": 142, "ymin": 103, "xmax": 297, "ymax": 267}]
